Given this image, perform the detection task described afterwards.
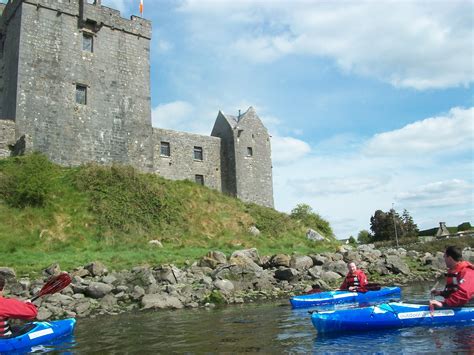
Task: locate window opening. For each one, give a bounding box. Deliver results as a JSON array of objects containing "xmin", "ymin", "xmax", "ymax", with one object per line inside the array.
[
  {"xmin": 82, "ymin": 33, "xmax": 93, "ymax": 52},
  {"xmin": 160, "ymin": 142, "xmax": 170, "ymax": 157},
  {"xmin": 195, "ymin": 175, "xmax": 204, "ymax": 185},
  {"xmin": 194, "ymin": 146, "xmax": 203, "ymax": 161},
  {"xmin": 75, "ymin": 84, "xmax": 87, "ymax": 105}
]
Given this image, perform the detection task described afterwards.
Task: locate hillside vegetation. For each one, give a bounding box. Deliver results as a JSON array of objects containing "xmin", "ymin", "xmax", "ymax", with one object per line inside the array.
[{"xmin": 0, "ymin": 153, "xmax": 338, "ymax": 276}]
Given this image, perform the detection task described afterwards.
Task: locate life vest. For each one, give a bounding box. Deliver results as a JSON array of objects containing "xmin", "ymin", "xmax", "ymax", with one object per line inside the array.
[
  {"xmin": 0, "ymin": 316, "xmax": 12, "ymax": 337},
  {"xmin": 345, "ymin": 270, "xmax": 364, "ymax": 288},
  {"xmin": 444, "ymin": 261, "xmax": 474, "ymax": 295}
]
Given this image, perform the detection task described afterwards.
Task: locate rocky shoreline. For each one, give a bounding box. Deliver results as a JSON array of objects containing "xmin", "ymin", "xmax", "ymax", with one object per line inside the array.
[{"xmin": 2, "ymin": 244, "xmax": 473, "ymax": 320}]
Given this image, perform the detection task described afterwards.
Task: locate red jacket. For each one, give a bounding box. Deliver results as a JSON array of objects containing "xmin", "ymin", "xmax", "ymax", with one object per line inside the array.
[
  {"xmin": 340, "ymin": 269, "xmax": 368, "ymax": 292},
  {"xmin": 442, "ymin": 261, "xmax": 474, "ymax": 307},
  {"xmin": 0, "ymin": 296, "xmax": 37, "ymax": 336}
]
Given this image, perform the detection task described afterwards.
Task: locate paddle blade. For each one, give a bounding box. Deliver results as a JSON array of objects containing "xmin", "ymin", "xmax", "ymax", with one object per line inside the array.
[{"xmin": 32, "ymin": 273, "xmax": 72, "ymax": 301}]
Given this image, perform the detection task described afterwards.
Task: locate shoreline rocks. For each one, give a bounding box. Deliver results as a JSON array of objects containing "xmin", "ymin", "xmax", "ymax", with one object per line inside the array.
[{"xmin": 2, "ymin": 245, "xmax": 473, "ymax": 320}]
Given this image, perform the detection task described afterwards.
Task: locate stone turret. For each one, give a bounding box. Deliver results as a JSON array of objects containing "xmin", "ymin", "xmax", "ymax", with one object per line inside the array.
[{"xmin": 211, "ymin": 107, "xmax": 274, "ymax": 208}]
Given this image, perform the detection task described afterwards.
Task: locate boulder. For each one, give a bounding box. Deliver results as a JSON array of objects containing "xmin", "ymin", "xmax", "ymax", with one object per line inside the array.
[
  {"xmin": 274, "ymin": 267, "xmax": 299, "ymax": 281},
  {"xmin": 309, "ymin": 254, "xmax": 327, "ymax": 266},
  {"xmin": 0, "ymin": 267, "xmax": 16, "ymax": 280},
  {"xmin": 213, "ymin": 279, "xmax": 235, "ymax": 294},
  {"xmin": 141, "ymin": 294, "xmax": 184, "ymax": 310},
  {"xmin": 85, "ymin": 282, "xmax": 113, "ymax": 299},
  {"xmin": 199, "ymin": 251, "xmax": 227, "ymax": 269},
  {"xmin": 230, "ymin": 248, "xmax": 261, "ymax": 265},
  {"xmin": 148, "ymin": 240, "xmax": 163, "ymax": 248},
  {"xmin": 269, "ymin": 254, "xmax": 290, "ymax": 268},
  {"xmin": 84, "ymin": 261, "xmax": 108, "ymax": 277},
  {"xmin": 43, "ymin": 263, "xmax": 61, "ymax": 276},
  {"xmin": 306, "ymin": 228, "xmax": 325, "ymax": 241},
  {"xmin": 320, "ymin": 271, "xmax": 342, "ymax": 282},
  {"xmin": 248, "ymin": 226, "xmax": 261, "ymax": 236},
  {"xmin": 290, "ymin": 255, "xmax": 313, "ymax": 270},
  {"xmin": 385, "ymin": 255, "xmax": 410, "ymax": 275},
  {"xmin": 154, "ymin": 265, "xmax": 182, "ymax": 284},
  {"xmin": 323, "ymin": 260, "xmax": 348, "ymax": 276}
]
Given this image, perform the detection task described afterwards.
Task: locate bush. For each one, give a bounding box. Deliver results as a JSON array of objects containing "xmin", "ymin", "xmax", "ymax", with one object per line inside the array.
[
  {"xmin": 290, "ymin": 203, "xmax": 334, "ymax": 238},
  {"xmin": 0, "ymin": 153, "xmax": 56, "ymax": 208},
  {"xmin": 244, "ymin": 202, "xmax": 296, "ymax": 237}
]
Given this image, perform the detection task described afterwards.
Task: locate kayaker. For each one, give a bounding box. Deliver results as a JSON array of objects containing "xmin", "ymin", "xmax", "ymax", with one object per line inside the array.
[
  {"xmin": 0, "ymin": 275, "xmax": 38, "ymax": 337},
  {"xmin": 430, "ymin": 245, "xmax": 474, "ymax": 308},
  {"xmin": 339, "ymin": 262, "xmax": 368, "ymax": 292}
]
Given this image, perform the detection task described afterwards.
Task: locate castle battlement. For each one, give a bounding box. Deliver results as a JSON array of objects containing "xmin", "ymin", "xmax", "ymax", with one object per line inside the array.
[{"xmin": 1, "ymin": 0, "xmax": 151, "ymax": 39}]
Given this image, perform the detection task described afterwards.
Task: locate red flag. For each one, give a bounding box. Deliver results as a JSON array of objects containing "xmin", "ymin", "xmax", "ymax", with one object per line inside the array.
[{"xmin": 139, "ymin": 0, "xmax": 143, "ymax": 16}]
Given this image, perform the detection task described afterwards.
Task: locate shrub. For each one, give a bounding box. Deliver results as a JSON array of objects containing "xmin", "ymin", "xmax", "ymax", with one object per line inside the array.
[
  {"xmin": 290, "ymin": 203, "xmax": 334, "ymax": 238},
  {"xmin": 0, "ymin": 153, "xmax": 56, "ymax": 208}
]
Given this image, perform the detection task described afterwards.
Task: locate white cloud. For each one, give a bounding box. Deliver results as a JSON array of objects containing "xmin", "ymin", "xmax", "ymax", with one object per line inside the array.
[
  {"xmin": 151, "ymin": 101, "xmax": 194, "ymax": 130},
  {"xmin": 271, "ymin": 135, "xmax": 311, "ymax": 165},
  {"xmin": 363, "ymin": 107, "xmax": 474, "ymax": 157},
  {"xmin": 288, "ymin": 176, "xmax": 386, "ymax": 197},
  {"xmin": 273, "ymin": 106, "xmax": 473, "ymax": 237},
  {"xmin": 396, "ymin": 179, "xmax": 474, "ymax": 208},
  {"xmin": 177, "ymin": 0, "xmax": 474, "ymax": 90}
]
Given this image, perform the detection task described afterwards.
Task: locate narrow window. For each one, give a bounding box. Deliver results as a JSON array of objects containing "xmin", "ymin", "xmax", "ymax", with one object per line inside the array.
[
  {"xmin": 194, "ymin": 146, "xmax": 203, "ymax": 161},
  {"xmin": 195, "ymin": 174, "xmax": 204, "ymax": 185},
  {"xmin": 247, "ymin": 147, "xmax": 253, "ymax": 157},
  {"xmin": 75, "ymin": 84, "xmax": 87, "ymax": 105},
  {"xmin": 160, "ymin": 142, "xmax": 170, "ymax": 157},
  {"xmin": 82, "ymin": 33, "xmax": 93, "ymax": 52}
]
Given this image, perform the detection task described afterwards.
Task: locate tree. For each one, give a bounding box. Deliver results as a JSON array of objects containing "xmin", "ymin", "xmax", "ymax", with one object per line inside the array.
[
  {"xmin": 348, "ymin": 236, "xmax": 357, "ymax": 245},
  {"xmin": 457, "ymin": 222, "xmax": 472, "ymax": 231},
  {"xmin": 370, "ymin": 208, "xmax": 418, "ymax": 242},
  {"xmin": 402, "ymin": 209, "xmax": 419, "ymax": 237},
  {"xmin": 357, "ymin": 230, "xmax": 372, "ymax": 244},
  {"xmin": 290, "ymin": 203, "xmax": 334, "ymax": 237}
]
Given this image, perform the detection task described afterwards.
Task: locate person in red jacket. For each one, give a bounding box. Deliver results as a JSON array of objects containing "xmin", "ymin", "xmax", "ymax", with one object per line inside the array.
[
  {"xmin": 340, "ymin": 262, "xmax": 368, "ymax": 292},
  {"xmin": 0, "ymin": 275, "xmax": 38, "ymax": 337},
  {"xmin": 430, "ymin": 245, "xmax": 474, "ymax": 308}
]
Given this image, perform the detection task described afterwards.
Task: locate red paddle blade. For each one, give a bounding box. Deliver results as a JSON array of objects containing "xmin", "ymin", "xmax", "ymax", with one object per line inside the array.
[{"xmin": 32, "ymin": 273, "xmax": 72, "ymax": 301}]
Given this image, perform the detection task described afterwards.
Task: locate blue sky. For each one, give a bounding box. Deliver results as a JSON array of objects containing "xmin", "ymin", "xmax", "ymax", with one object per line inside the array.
[{"xmin": 103, "ymin": 0, "xmax": 473, "ymax": 238}]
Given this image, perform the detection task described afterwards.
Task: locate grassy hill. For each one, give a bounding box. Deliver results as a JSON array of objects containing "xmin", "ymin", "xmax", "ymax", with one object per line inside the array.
[{"xmin": 0, "ymin": 153, "xmax": 338, "ymax": 276}]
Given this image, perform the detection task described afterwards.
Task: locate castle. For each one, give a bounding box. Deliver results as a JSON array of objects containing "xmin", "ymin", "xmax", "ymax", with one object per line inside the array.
[{"xmin": 0, "ymin": 0, "xmax": 274, "ymax": 208}]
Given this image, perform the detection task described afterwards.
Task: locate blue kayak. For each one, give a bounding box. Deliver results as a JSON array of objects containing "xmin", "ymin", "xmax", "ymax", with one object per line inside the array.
[
  {"xmin": 0, "ymin": 318, "xmax": 76, "ymax": 352},
  {"xmin": 290, "ymin": 286, "xmax": 401, "ymax": 308},
  {"xmin": 311, "ymin": 302, "xmax": 474, "ymax": 334}
]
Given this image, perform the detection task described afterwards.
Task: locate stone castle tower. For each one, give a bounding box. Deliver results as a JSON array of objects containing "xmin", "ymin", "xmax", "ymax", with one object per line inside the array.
[
  {"xmin": 211, "ymin": 108, "xmax": 274, "ymax": 208},
  {"xmin": 0, "ymin": 0, "xmax": 274, "ymax": 208}
]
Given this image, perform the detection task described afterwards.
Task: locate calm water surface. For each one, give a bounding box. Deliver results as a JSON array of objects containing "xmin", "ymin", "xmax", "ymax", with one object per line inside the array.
[{"xmin": 39, "ymin": 281, "xmax": 474, "ymax": 353}]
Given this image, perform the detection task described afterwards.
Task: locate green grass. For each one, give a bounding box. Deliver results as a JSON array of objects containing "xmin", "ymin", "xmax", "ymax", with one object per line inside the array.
[{"xmin": 0, "ymin": 154, "xmax": 338, "ymax": 276}]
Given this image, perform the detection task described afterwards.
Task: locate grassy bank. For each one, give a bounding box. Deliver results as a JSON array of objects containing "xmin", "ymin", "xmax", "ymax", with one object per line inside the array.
[{"xmin": 0, "ymin": 154, "xmax": 339, "ymax": 277}]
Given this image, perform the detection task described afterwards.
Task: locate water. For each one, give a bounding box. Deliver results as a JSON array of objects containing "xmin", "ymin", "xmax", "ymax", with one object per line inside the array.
[{"xmin": 35, "ymin": 282, "xmax": 474, "ymax": 353}]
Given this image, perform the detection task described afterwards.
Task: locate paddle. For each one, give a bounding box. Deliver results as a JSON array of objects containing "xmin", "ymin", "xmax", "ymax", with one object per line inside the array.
[{"xmin": 31, "ymin": 273, "xmax": 72, "ymax": 302}]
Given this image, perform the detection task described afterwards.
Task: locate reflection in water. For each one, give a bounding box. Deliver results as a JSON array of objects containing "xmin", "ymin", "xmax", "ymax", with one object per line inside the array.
[{"xmin": 23, "ymin": 281, "xmax": 474, "ymax": 353}]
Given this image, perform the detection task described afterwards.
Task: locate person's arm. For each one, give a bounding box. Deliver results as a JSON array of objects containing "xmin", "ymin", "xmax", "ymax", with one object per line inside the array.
[
  {"xmin": 340, "ymin": 276, "xmax": 348, "ymax": 290},
  {"xmin": 0, "ymin": 298, "xmax": 38, "ymax": 320},
  {"xmin": 442, "ymin": 269, "xmax": 474, "ymax": 307},
  {"xmin": 356, "ymin": 271, "xmax": 368, "ymax": 292}
]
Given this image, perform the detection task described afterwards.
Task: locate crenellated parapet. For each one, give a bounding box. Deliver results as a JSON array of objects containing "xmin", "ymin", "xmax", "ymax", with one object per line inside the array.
[{"xmin": 1, "ymin": 0, "xmax": 151, "ymax": 39}]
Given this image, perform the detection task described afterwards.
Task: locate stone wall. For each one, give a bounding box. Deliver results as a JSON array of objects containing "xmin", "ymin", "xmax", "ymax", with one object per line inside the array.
[
  {"xmin": 0, "ymin": 119, "xmax": 15, "ymax": 158},
  {"xmin": 153, "ymin": 128, "xmax": 221, "ymax": 190}
]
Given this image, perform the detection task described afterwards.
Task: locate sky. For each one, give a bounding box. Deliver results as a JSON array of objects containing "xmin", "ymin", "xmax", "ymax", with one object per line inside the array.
[{"xmin": 101, "ymin": 0, "xmax": 473, "ymax": 239}]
